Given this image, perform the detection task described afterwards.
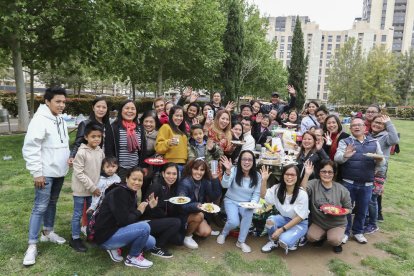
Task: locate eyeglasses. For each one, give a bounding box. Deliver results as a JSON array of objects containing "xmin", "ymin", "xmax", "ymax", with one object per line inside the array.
[
  {"xmin": 366, "ymin": 111, "xmax": 378, "ymax": 114},
  {"xmin": 320, "ymin": 170, "xmax": 334, "ymax": 175},
  {"xmin": 372, "ymin": 121, "xmax": 384, "ymax": 125},
  {"xmin": 284, "ymin": 173, "xmax": 297, "ymax": 177},
  {"xmin": 350, "ymin": 124, "xmax": 364, "ymax": 128},
  {"xmin": 241, "ymin": 158, "xmax": 254, "ymax": 163}
]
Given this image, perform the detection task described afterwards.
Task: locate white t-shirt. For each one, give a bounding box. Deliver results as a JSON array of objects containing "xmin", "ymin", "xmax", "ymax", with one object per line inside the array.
[{"xmin": 264, "ymin": 184, "xmax": 309, "ymax": 220}]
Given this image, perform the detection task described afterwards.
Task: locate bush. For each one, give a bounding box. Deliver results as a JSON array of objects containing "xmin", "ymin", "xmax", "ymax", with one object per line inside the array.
[
  {"xmin": 396, "ymin": 106, "xmax": 414, "ymax": 119},
  {"xmin": 336, "ymin": 105, "xmax": 368, "ymax": 116},
  {"xmin": 0, "ymin": 96, "xmax": 156, "ymax": 117}
]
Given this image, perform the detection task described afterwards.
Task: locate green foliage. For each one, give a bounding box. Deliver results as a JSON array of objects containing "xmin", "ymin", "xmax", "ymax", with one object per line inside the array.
[
  {"xmin": 288, "ymin": 16, "xmax": 307, "ymax": 109},
  {"xmin": 396, "ymin": 106, "xmax": 414, "ymax": 119},
  {"xmin": 328, "ymin": 259, "xmax": 353, "ymax": 276},
  {"xmin": 327, "ymin": 38, "xmax": 364, "ymax": 105},
  {"xmin": 395, "ymin": 49, "xmax": 414, "ymax": 105},
  {"xmin": 336, "ymin": 105, "xmax": 368, "ymax": 116},
  {"xmin": 221, "ymin": 0, "xmax": 244, "ymax": 102}
]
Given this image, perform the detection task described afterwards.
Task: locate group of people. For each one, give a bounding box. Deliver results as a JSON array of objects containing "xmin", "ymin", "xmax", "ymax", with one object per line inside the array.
[{"xmin": 21, "ymin": 87, "xmax": 399, "ymax": 269}]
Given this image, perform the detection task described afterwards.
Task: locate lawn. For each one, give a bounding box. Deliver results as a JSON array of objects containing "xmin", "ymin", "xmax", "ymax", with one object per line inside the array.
[{"xmin": 0, "ymin": 120, "xmax": 413, "ymax": 275}]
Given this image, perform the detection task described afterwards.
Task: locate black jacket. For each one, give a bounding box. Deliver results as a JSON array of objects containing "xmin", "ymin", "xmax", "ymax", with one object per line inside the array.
[
  {"xmin": 144, "ymin": 176, "xmax": 180, "ymax": 219},
  {"xmin": 94, "ymin": 184, "xmax": 143, "ymax": 244},
  {"xmin": 253, "ymin": 124, "xmax": 271, "ymax": 146}
]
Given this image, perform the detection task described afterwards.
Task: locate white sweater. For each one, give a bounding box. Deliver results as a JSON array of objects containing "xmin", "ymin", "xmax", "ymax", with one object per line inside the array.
[{"xmin": 22, "ymin": 104, "xmax": 70, "ymax": 178}]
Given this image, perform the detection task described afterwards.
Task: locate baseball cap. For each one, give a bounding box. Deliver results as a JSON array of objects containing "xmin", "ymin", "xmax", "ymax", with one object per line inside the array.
[{"xmin": 271, "ymin": 92, "xmax": 279, "ymax": 97}]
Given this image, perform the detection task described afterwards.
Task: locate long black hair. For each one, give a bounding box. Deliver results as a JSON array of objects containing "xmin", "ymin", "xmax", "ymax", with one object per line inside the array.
[
  {"xmin": 323, "ymin": 114, "xmax": 343, "ymax": 134},
  {"xmin": 160, "ymin": 162, "xmax": 179, "ymax": 189},
  {"xmin": 116, "ymin": 100, "xmax": 139, "ymax": 125},
  {"xmin": 89, "ymin": 97, "xmax": 110, "ymax": 124},
  {"xmin": 141, "ymin": 110, "xmax": 161, "ymax": 130},
  {"xmin": 168, "ymin": 105, "xmax": 186, "ymax": 135},
  {"xmin": 235, "ymin": 150, "xmax": 258, "ymax": 188},
  {"xmin": 277, "ymin": 165, "xmax": 301, "ymax": 204}
]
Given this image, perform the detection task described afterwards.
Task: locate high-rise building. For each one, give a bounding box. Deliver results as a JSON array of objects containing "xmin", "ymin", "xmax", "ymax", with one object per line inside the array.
[
  {"xmin": 267, "ymin": 16, "xmax": 393, "ymax": 103},
  {"xmin": 362, "ymin": 0, "xmax": 414, "ymax": 52}
]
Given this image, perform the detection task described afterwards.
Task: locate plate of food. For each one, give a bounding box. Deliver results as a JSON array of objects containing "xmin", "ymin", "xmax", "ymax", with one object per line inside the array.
[
  {"xmin": 320, "ymin": 204, "xmax": 347, "ymax": 216},
  {"xmin": 231, "ymin": 140, "xmax": 246, "ymax": 145},
  {"xmin": 144, "ymin": 158, "xmax": 168, "ymax": 166},
  {"xmin": 363, "ymin": 153, "xmax": 384, "ymax": 159},
  {"xmin": 200, "ymin": 203, "xmax": 221, "ymax": 213},
  {"xmin": 168, "ymin": 196, "xmax": 191, "ymax": 205},
  {"xmin": 238, "ymin": 202, "xmax": 262, "ymax": 209},
  {"xmin": 281, "ymin": 161, "xmax": 298, "ymax": 166},
  {"xmin": 283, "ymin": 122, "xmax": 298, "ymax": 127}
]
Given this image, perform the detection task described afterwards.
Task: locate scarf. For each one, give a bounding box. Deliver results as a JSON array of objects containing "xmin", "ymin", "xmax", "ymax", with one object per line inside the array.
[
  {"xmin": 122, "ymin": 120, "xmax": 140, "ymax": 152},
  {"xmin": 329, "ymin": 132, "xmax": 340, "ymax": 160}
]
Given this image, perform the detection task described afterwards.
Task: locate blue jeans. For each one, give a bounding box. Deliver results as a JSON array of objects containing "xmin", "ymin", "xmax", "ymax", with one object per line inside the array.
[
  {"xmin": 28, "ymin": 177, "xmax": 65, "ymax": 244},
  {"xmin": 367, "ymin": 193, "xmax": 378, "ymax": 227},
  {"xmin": 71, "ymin": 196, "xmax": 92, "ymax": 239},
  {"xmin": 343, "ymin": 181, "xmax": 373, "ymax": 235},
  {"xmin": 221, "ymin": 198, "xmax": 254, "ymax": 243},
  {"xmin": 100, "ymin": 222, "xmax": 156, "ymax": 257},
  {"xmin": 266, "ymin": 215, "xmax": 308, "ymax": 247}
]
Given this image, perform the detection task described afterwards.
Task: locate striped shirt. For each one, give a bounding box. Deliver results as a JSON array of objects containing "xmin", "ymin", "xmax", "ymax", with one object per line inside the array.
[{"xmin": 118, "ymin": 128, "xmax": 141, "ymax": 169}]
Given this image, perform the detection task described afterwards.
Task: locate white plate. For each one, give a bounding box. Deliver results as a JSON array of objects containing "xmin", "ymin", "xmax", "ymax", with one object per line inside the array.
[
  {"xmin": 231, "ymin": 140, "xmax": 246, "ymax": 145},
  {"xmin": 168, "ymin": 196, "xmax": 191, "ymax": 205},
  {"xmin": 200, "ymin": 203, "xmax": 221, "ymax": 213},
  {"xmin": 238, "ymin": 202, "xmax": 262, "ymax": 209},
  {"xmin": 282, "ymin": 161, "xmax": 298, "ymax": 166},
  {"xmin": 363, "ymin": 153, "xmax": 384, "ymax": 159},
  {"xmin": 283, "ymin": 122, "xmax": 298, "ymax": 126}
]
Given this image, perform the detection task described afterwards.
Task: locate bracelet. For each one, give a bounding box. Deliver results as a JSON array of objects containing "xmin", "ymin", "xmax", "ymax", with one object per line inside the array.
[{"xmin": 282, "ymin": 226, "xmax": 287, "ymax": 232}]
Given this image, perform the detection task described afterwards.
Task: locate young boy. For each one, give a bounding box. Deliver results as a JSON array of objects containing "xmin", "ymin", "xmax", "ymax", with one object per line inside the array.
[
  {"xmin": 22, "ymin": 87, "xmax": 70, "ymax": 266},
  {"xmin": 188, "ymin": 124, "xmax": 222, "ymax": 166},
  {"xmin": 70, "ymin": 122, "xmax": 105, "ymax": 252}
]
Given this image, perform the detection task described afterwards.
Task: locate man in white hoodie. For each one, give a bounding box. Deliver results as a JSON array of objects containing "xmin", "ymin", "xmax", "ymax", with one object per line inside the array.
[{"xmin": 22, "ymin": 87, "xmax": 70, "ymax": 266}]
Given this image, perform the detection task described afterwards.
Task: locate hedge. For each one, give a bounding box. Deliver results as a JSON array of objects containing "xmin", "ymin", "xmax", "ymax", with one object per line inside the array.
[
  {"xmin": 396, "ymin": 106, "xmax": 414, "ymax": 119},
  {"xmin": 0, "ymin": 96, "xmax": 155, "ymax": 117},
  {"xmin": 336, "ymin": 105, "xmax": 414, "ymax": 119}
]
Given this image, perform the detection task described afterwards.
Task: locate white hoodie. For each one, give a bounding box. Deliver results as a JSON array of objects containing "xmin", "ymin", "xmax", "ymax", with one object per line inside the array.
[{"xmin": 22, "ymin": 104, "xmax": 70, "ymax": 178}]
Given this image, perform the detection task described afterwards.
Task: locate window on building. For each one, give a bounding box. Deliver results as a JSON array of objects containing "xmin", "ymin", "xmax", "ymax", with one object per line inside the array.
[
  {"xmin": 281, "ymin": 36, "xmax": 285, "ymax": 43},
  {"xmin": 381, "ymin": 35, "xmax": 387, "ymax": 42},
  {"xmin": 323, "ymin": 93, "xmax": 328, "ymax": 100},
  {"xmin": 280, "ymin": 43, "xmax": 284, "ymax": 50},
  {"xmin": 275, "ymin": 17, "xmax": 286, "ymax": 31},
  {"xmin": 336, "ymin": 35, "xmax": 341, "ymax": 42},
  {"xmin": 328, "ymin": 35, "xmax": 333, "ymax": 42},
  {"xmin": 279, "ymin": 51, "xmax": 284, "ymax": 59},
  {"xmin": 327, "ymin": 44, "xmax": 332, "ymax": 51},
  {"xmin": 336, "ymin": 44, "xmax": 340, "ymax": 49},
  {"xmin": 288, "ymin": 36, "xmax": 292, "ymax": 42}
]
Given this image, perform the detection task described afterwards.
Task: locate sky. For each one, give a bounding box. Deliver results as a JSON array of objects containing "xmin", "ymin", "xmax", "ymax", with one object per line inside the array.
[{"xmin": 250, "ymin": 0, "xmax": 363, "ymax": 30}]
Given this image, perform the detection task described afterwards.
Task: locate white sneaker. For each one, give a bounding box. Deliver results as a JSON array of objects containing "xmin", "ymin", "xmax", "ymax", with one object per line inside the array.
[
  {"xmin": 236, "ymin": 241, "xmax": 251, "ymax": 253},
  {"xmin": 107, "ymin": 249, "xmax": 123, "ymax": 262},
  {"xmin": 210, "ymin": 230, "xmax": 220, "ymax": 236},
  {"xmin": 81, "ymin": 226, "xmax": 87, "ymax": 236},
  {"xmin": 23, "ymin": 244, "xmax": 37, "ymax": 266},
  {"xmin": 216, "ymin": 234, "xmax": 226, "ymax": 244},
  {"xmin": 278, "ymin": 240, "xmax": 297, "ymax": 255},
  {"xmin": 183, "ymin": 235, "xmax": 199, "ymax": 249},
  {"xmin": 261, "ymin": 240, "xmax": 278, "ymax": 253},
  {"xmin": 354, "ymin": 233, "xmax": 368, "ymax": 244},
  {"xmin": 40, "ymin": 231, "xmax": 66, "ymax": 244},
  {"xmin": 342, "ymin": 234, "xmax": 349, "ymax": 244},
  {"xmin": 124, "ymin": 254, "xmax": 153, "ymax": 268}
]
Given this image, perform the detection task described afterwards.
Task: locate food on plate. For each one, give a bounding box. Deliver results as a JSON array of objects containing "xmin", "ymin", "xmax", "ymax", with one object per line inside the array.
[
  {"xmin": 176, "ymin": 197, "xmax": 188, "ymax": 203},
  {"xmin": 148, "ymin": 158, "xmax": 164, "ymax": 163},
  {"xmin": 231, "ymin": 140, "xmax": 246, "ymax": 145},
  {"xmin": 203, "ymin": 203, "xmax": 215, "ymax": 213},
  {"xmin": 323, "ymin": 206, "xmax": 340, "ymax": 214}
]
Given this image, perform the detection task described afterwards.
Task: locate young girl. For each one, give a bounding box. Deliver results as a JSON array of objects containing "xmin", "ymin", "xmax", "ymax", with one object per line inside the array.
[
  {"xmin": 155, "ymin": 106, "xmax": 188, "ymax": 173},
  {"xmin": 71, "ymin": 122, "xmax": 105, "ymax": 252},
  {"xmin": 217, "ymin": 151, "xmax": 262, "ymax": 253},
  {"xmin": 88, "ymin": 157, "xmax": 121, "ymax": 213}
]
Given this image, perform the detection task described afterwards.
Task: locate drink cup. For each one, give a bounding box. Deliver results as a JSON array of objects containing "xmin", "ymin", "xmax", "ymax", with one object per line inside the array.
[{"xmin": 210, "ymin": 160, "xmax": 218, "ymax": 175}]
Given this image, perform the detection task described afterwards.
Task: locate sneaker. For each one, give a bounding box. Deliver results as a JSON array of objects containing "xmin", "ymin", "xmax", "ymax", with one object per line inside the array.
[
  {"xmin": 124, "ymin": 253, "xmax": 153, "ymax": 269},
  {"xmin": 69, "ymin": 238, "xmax": 88, "ymax": 252},
  {"xmin": 364, "ymin": 225, "xmax": 379, "ymax": 235},
  {"xmin": 354, "ymin": 233, "xmax": 368, "ymax": 244},
  {"xmin": 278, "ymin": 240, "xmax": 297, "ymax": 255},
  {"xmin": 377, "ymin": 213, "xmax": 384, "ymax": 222},
  {"xmin": 183, "ymin": 235, "xmax": 198, "ymax": 249},
  {"xmin": 40, "ymin": 231, "xmax": 66, "ymax": 244},
  {"xmin": 210, "ymin": 230, "xmax": 220, "ymax": 236},
  {"xmin": 81, "ymin": 226, "xmax": 87, "ymax": 236},
  {"xmin": 341, "ymin": 234, "xmax": 349, "ymax": 244},
  {"xmin": 298, "ymin": 236, "xmax": 307, "ymax": 247},
  {"xmin": 107, "ymin": 248, "xmax": 124, "ymax": 262},
  {"xmin": 261, "ymin": 240, "xmax": 278, "ymax": 253},
  {"xmin": 333, "ymin": 245, "xmax": 343, "ymax": 253},
  {"xmin": 23, "ymin": 244, "xmax": 37, "ymax": 266},
  {"xmin": 150, "ymin": 247, "xmax": 173, "ymax": 258},
  {"xmin": 216, "ymin": 234, "xmax": 226, "ymax": 245},
  {"xmin": 236, "ymin": 241, "xmax": 251, "ymax": 253}
]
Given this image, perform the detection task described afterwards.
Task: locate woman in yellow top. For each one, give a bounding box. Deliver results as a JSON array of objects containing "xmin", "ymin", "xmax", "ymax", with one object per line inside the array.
[{"xmin": 156, "ymin": 105, "xmax": 188, "ymax": 174}]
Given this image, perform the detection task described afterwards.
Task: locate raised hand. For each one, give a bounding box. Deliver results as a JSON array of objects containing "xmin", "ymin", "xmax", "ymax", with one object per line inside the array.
[
  {"xmin": 381, "ymin": 114, "xmax": 391, "ymax": 123},
  {"xmin": 324, "ymin": 132, "xmax": 332, "ymax": 146},
  {"xmin": 260, "ymin": 165, "xmax": 271, "ymax": 182},
  {"xmin": 189, "ymin": 91, "xmax": 199, "ymax": 103},
  {"xmin": 303, "ymin": 160, "xmax": 314, "ymax": 177},
  {"xmin": 287, "ymin": 85, "xmax": 296, "ymax": 96},
  {"xmin": 192, "ymin": 117, "xmax": 199, "ymax": 125},
  {"xmin": 220, "ymin": 155, "xmax": 232, "ymax": 174},
  {"xmin": 344, "ymin": 144, "xmax": 356, "ymax": 158},
  {"xmin": 182, "ymin": 86, "xmax": 192, "ymax": 98},
  {"xmin": 147, "ymin": 192, "xmax": 158, "ymax": 208},
  {"xmin": 225, "ymin": 101, "xmax": 236, "ymax": 112},
  {"xmin": 316, "ymin": 138, "xmax": 324, "ymax": 150},
  {"xmin": 206, "ymin": 139, "xmax": 214, "ymax": 151}
]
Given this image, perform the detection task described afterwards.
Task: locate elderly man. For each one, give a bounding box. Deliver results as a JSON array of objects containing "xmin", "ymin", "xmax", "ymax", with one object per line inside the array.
[
  {"xmin": 334, "ymin": 117, "xmax": 385, "ymax": 244},
  {"xmin": 260, "ymin": 85, "xmax": 296, "ymax": 117}
]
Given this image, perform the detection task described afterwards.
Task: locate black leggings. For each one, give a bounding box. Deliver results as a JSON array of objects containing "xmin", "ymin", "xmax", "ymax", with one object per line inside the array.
[{"xmin": 148, "ymin": 218, "xmax": 182, "ymax": 247}]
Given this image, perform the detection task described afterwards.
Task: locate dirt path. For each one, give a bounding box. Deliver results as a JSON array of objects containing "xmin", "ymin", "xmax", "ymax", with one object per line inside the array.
[{"xmin": 187, "ymin": 228, "xmax": 391, "ymax": 275}]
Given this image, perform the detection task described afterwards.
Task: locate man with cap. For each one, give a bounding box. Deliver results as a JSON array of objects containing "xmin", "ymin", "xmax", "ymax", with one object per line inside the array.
[{"xmin": 261, "ymin": 85, "xmax": 297, "ymax": 117}]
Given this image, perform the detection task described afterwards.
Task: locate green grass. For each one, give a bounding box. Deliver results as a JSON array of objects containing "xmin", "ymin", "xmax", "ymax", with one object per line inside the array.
[{"xmin": 1, "ymin": 120, "xmax": 413, "ymax": 275}]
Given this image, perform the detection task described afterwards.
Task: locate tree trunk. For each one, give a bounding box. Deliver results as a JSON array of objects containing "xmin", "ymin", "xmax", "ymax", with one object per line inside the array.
[
  {"xmin": 131, "ymin": 81, "xmax": 136, "ymax": 101},
  {"xmin": 29, "ymin": 67, "xmax": 35, "ymax": 118},
  {"xmin": 157, "ymin": 64, "xmax": 163, "ymax": 98},
  {"xmin": 10, "ymin": 35, "xmax": 30, "ymax": 131}
]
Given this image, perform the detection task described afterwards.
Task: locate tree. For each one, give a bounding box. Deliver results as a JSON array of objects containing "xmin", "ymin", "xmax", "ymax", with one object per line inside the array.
[
  {"xmin": 361, "ymin": 46, "xmax": 397, "ymax": 105},
  {"xmin": 288, "ymin": 16, "xmax": 307, "ymax": 109},
  {"xmin": 220, "ymin": 0, "xmax": 244, "ymax": 102},
  {"xmin": 326, "ymin": 38, "xmax": 364, "ymax": 104},
  {"xmin": 395, "ymin": 49, "xmax": 414, "ymax": 105}
]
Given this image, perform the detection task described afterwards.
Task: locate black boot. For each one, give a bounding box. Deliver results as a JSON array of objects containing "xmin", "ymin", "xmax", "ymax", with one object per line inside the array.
[{"xmin": 69, "ymin": 238, "xmax": 88, "ymax": 252}]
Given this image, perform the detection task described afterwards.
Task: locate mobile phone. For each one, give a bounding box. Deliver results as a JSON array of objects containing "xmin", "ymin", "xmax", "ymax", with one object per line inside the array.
[{"xmin": 207, "ymin": 110, "xmax": 214, "ymax": 120}]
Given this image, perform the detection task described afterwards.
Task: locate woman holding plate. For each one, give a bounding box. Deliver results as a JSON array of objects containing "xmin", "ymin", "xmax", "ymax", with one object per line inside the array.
[
  {"xmin": 301, "ymin": 160, "xmax": 352, "ymax": 253},
  {"xmin": 176, "ymin": 159, "xmax": 222, "ymax": 249},
  {"xmin": 216, "ymin": 151, "xmax": 262, "ymax": 253}
]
